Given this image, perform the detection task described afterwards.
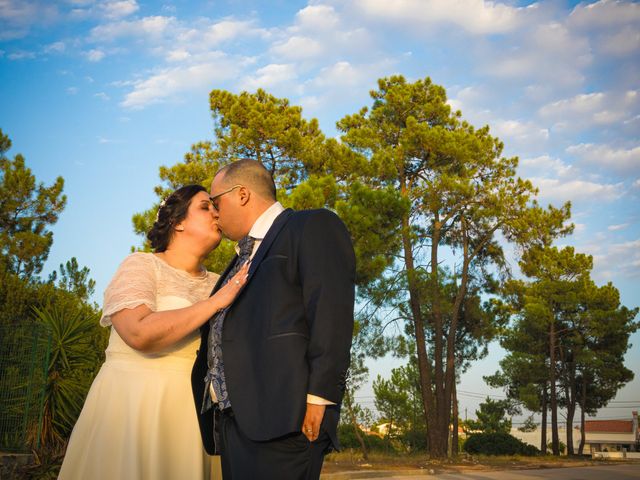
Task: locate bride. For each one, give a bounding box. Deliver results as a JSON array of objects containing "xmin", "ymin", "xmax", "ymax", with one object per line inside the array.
[{"xmin": 59, "ymin": 185, "xmax": 247, "ymax": 480}]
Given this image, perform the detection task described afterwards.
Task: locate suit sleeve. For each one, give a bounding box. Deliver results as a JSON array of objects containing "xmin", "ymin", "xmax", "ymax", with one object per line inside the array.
[{"xmin": 299, "ymin": 209, "xmax": 355, "ymax": 404}]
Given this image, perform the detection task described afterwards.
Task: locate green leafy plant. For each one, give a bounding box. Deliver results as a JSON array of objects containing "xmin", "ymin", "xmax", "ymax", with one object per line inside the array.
[{"xmin": 30, "ymin": 306, "xmax": 106, "ymax": 449}]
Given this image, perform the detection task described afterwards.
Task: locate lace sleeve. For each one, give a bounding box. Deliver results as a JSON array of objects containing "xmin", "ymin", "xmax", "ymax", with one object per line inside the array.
[{"xmin": 100, "ymin": 253, "xmax": 157, "ymax": 326}]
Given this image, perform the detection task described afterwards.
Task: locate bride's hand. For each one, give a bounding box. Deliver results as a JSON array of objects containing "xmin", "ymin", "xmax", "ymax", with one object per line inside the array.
[{"xmin": 211, "ymin": 262, "xmax": 250, "ymax": 310}]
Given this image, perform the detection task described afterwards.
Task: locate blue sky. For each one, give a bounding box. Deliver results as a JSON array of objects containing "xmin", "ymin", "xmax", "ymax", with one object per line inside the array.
[{"xmin": 1, "ymin": 0, "xmax": 639, "ymax": 424}]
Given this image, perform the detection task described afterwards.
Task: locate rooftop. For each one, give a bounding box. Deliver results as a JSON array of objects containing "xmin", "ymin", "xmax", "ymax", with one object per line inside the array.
[{"xmin": 585, "ymin": 420, "xmax": 634, "ymax": 434}]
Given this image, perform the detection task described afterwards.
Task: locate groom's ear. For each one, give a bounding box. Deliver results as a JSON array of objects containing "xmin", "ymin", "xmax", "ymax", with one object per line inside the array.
[{"xmin": 238, "ymin": 186, "xmax": 251, "ymax": 206}]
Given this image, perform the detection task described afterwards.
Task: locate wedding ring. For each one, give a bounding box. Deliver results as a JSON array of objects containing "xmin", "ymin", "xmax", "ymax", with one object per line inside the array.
[{"xmin": 235, "ymin": 280, "xmax": 240, "ymax": 285}]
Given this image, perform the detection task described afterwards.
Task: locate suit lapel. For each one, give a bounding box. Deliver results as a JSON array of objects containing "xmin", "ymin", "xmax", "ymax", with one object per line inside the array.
[{"xmin": 247, "ymin": 208, "xmax": 293, "ymax": 282}]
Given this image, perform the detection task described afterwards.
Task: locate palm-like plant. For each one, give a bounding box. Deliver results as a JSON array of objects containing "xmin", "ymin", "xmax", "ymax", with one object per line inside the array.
[{"xmin": 30, "ymin": 305, "xmax": 107, "ymax": 449}]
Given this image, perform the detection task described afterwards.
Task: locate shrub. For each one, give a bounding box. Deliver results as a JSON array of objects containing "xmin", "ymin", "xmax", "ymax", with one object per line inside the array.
[
  {"xmin": 337, "ymin": 423, "xmax": 389, "ymax": 452},
  {"xmin": 463, "ymin": 432, "xmax": 540, "ymax": 456}
]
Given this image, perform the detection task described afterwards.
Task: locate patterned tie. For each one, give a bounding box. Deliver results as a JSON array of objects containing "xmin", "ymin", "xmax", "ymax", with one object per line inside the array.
[{"xmin": 203, "ymin": 235, "xmax": 255, "ymax": 411}]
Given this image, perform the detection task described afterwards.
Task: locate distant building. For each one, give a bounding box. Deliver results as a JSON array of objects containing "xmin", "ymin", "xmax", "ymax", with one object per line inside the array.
[
  {"xmin": 510, "ymin": 426, "xmax": 573, "ymax": 453},
  {"xmin": 584, "ymin": 411, "xmax": 639, "ymax": 455}
]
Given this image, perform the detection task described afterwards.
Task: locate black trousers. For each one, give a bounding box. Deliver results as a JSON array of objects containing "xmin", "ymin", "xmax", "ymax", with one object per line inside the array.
[{"xmin": 217, "ymin": 408, "xmax": 331, "ymax": 480}]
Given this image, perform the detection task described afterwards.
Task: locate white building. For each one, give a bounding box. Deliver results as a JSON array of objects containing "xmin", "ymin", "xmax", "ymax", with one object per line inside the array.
[{"xmin": 584, "ymin": 411, "xmax": 639, "ymax": 455}]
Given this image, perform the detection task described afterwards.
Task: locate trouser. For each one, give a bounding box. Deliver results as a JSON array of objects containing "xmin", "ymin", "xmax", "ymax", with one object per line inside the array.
[{"xmin": 217, "ymin": 408, "xmax": 332, "ymax": 480}]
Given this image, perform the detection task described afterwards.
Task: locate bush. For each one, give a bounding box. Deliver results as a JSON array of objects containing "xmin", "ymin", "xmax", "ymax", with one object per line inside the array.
[
  {"xmin": 400, "ymin": 427, "xmax": 428, "ymax": 452},
  {"xmin": 337, "ymin": 423, "xmax": 389, "ymax": 452},
  {"xmin": 463, "ymin": 432, "xmax": 540, "ymax": 456}
]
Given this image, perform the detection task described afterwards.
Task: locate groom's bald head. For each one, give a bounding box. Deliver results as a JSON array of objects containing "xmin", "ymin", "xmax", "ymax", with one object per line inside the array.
[
  {"xmin": 217, "ymin": 159, "xmax": 276, "ymax": 201},
  {"xmin": 211, "ymin": 159, "xmax": 277, "ymax": 241}
]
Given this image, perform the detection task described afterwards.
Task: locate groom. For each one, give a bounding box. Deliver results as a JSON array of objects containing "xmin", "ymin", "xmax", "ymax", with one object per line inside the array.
[{"xmin": 192, "ymin": 159, "xmax": 355, "ymax": 479}]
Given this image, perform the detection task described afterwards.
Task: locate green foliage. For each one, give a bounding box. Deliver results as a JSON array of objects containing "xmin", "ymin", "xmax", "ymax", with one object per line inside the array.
[
  {"xmin": 209, "ymin": 88, "xmax": 329, "ymax": 187},
  {"xmin": 518, "ymin": 415, "xmax": 538, "ymax": 433},
  {"xmin": 547, "ymin": 440, "xmax": 566, "ymax": 454},
  {"xmin": 490, "ymin": 245, "xmax": 638, "ymax": 455},
  {"xmin": 337, "ymin": 424, "xmax": 387, "ymax": 451},
  {"xmin": 462, "ymin": 397, "xmax": 517, "ymax": 434},
  {"xmin": 373, "ymin": 358, "xmax": 427, "ymax": 452},
  {"xmin": 48, "ymin": 257, "xmax": 96, "ymax": 304},
  {"xmin": 0, "ymin": 128, "xmax": 107, "ymax": 475},
  {"xmin": 337, "ymin": 75, "xmax": 572, "ymax": 457},
  {"xmin": 132, "ymin": 89, "xmax": 404, "ymax": 290},
  {"xmin": 133, "ymin": 78, "xmax": 575, "ymax": 458},
  {"xmin": 463, "ymin": 432, "xmax": 539, "ymax": 456},
  {"xmin": 31, "ymin": 305, "xmax": 108, "ymax": 449},
  {"xmin": 0, "ymin": 129, "xmax": 67, "ymax": 279}
]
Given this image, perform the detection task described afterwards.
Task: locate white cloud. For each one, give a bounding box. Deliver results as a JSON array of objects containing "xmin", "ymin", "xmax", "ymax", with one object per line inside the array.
[
  {"xmin": 0, "ymin": 0, "xmax": 38, "ymax": 22},
  {"xmin": 312, "ymin": 61, "xmax": 367, "ymax": 88},
  {"xmin": 120, "ymin": 53, "xmax": 244, "ymax": 109},
  {"xmin": 353, "ymin": 0, "xmax": 526, "ymax": 35},
  {"xmin": 166, "ymin": 49, "xmax": 190, "ymax": 62},
  {"xmin": 90, "ymin": 15, "xmax": 176, "ymax": 42},
  {"xmin": 573, "ymin": 223, "xmax": 587, "ymax": 235},
  {"xmin": 488, "ymin": 22, "xmax": 591, "ymax": 85},
  {"xmin": 530, "ymin": 177, "xmax": 622, "ymax": 203},
  {"xmin": 566, "ymin": 143, "xmax": 640, "ymax": 175},
  {"xmin": 608, "ymin": 223, "xmax": 629, "ymax": 231},
  {"xmin": 100, "ymin": 0, "xmax": 138, "ymax": 19},
  {"xmin": 586, "ymin": 238, "xmax": 640, "ymax": 281},
  {"xmin": 492, "ymin": 119, "xmax": 549, "ymax": 148},
  {"xmin": 541, "ymin": 92, "xmax": 604, "ymax": 116},
  {"xmin": 272, "ymin": 4, "xmax": 375, "ymax": 65},
  {"xmin": 520, "ymin": 155, "xmax": 574, "ymax": 178},
  {"xmin": 294, "ymin": 4, "xmax": 340, "ymax": 31},
  {"xmin": 44, "ymin": 41, "xmax": 65, "ymax": 53},
  {"xmin": 569, "ymin": 0, "xmax": 640, "ymax": 29},
  {"xmin": 94, "ymin": 92, "xmax": 110, "ymax": 101},
  {"xmin": 0, "ymin": 0, "xmax": 58, "ymax": 40},
  {"xmin": 66, "ymin": 86, "xmax": 78, "ymax": 95},
  {"xmin": 7, "ymin": 50, "xmax": 36, "ymax": 60},
  {"xmin": 174, "ymin": 19, "xmax": 268, "ymax": 53},
  {"xmin": 599, "ymin": 26, "xmax": 640, "ymax": 56},
  {"xmin": 270, "ymin": 36, "xmax": 324, "ymax": 60},
  {"xmin": 240, "ymin": 63, "xmax": 298, "ymax": 92},
  {"xmin": 634, "ymin": 179, "xmax": 640, "ymax": 189},
  {"xmin": 193, "ymin": 19, "xmax": 259, "ymax": 47},
  {"xmin": 539, "ymin": 90, "xmax": 640, "ymax": 130},
  {"xmin": 85, "ymin": 48, "xmax": 106, "ymax": 62}
]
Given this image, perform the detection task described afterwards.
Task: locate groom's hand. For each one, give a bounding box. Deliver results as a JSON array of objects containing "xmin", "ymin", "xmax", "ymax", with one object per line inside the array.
[{"xmin": 301, "ymin": 403, "xmax": 325, "ymax": 442}]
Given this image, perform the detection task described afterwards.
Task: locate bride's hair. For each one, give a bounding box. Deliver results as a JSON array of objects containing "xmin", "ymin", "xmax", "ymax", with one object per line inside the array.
[{"xmin": 147, "ymin": 184, "xmax": 207, "ymax": 252}]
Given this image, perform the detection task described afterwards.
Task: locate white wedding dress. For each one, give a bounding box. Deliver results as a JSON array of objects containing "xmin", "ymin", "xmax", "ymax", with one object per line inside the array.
[{"xmin": 59, "ymin": 252, "xmax": 221, "ymax": 480}]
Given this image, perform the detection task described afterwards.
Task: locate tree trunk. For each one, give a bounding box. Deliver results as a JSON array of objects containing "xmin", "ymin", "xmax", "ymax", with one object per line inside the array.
[
  {"xmin": 578, "ymin": 376, "xmax": 586, "ymax": 455},
  {"xmin": 452, "ymin": 381, "xmax": 459, "ymax": 456},
  {"xmin": 566, "ymin": 400, "xmax": 575, "ymax": 455},
  {"xmin": 566, "ymin": 376, "xmax": 576, "ymax": 455},
  {"xmin": 429, "ymin": 214, "xmax": 450, "ymax": 458},
  {"xmin": 401, "ymin": 209, "xmax": 441, "ymax": 457},
  {"xmin": 443, "ymin": 218, "xmax": 469, "ymax": 458},
  {"xmin": 541, "ymin": 384, "xmax": 548, "ymax": 453},
  {"xmin": 549, "ymin": 321, "xmax": 560, "ymax": 455},
  {"xmin": 344, "ymin": 389, "xmax": 368, "ymax": 460}
]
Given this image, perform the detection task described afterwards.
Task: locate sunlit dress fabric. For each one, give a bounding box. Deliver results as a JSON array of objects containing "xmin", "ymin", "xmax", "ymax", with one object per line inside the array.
[{"xmin": 59, "ymin": 252, "xmax": 221, "ymax": 480}]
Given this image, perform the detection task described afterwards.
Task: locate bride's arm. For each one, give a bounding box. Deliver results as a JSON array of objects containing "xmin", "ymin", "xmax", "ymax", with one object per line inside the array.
[{"xmin": 110, "ymin": 263, "xmax": 248, "ymax": 353}]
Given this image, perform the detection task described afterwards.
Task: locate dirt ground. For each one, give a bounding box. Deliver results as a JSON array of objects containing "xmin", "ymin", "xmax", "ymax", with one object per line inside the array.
[{"xmin": 321, "ymin": 450, "xmax": 640, "ymax": 476}]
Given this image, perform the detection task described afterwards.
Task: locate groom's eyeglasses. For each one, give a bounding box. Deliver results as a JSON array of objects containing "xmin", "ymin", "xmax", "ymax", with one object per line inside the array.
[{"xmin": 209, "ymin": 185, "xmax": 243, "ymax": 211}]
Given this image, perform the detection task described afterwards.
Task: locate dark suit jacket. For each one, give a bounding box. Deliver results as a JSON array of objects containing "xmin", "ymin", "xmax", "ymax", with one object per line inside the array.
[{"xmin": 191, "ymin": 208, "xmax": 355, "ymax": 455}]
